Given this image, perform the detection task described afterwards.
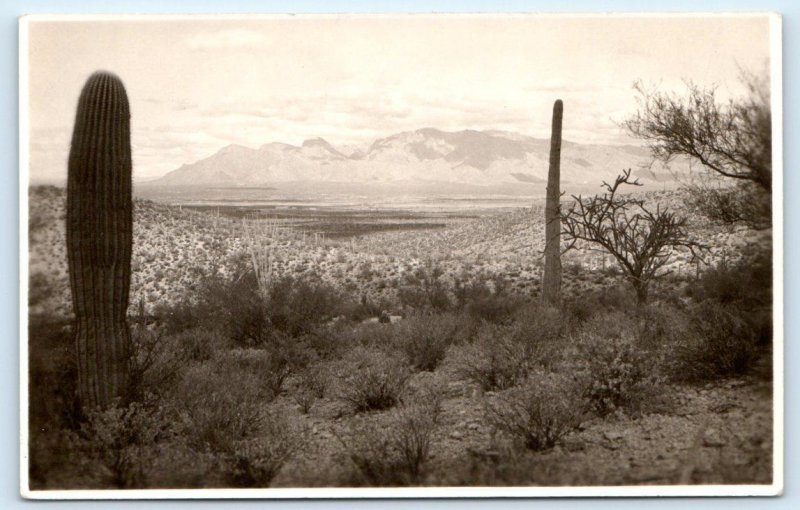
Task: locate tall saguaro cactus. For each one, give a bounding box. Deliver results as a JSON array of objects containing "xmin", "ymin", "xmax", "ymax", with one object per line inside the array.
[
  {"xmin": 66, "ymin": 72, "xmax": 133, "ymax": 409},
  {"xmin": 542, "ymin": 99, "xmax": 563, "ymax": 305}
]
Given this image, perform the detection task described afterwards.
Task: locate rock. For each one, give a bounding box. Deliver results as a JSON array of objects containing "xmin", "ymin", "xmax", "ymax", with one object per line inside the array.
[
  {"xmin": 604, "ymin": 430, "xmax": 624, "ymax": 441},
  {"xmin": 467, "ymin": 422, "xmax": 480, "ymax": 431},
  {"xmin": 703, "ymin": 428, "xmax": 727, "ymax": 447},
  {"xmin": 450, "ymin": 431, "xmax": 464, "ymax": 440}
]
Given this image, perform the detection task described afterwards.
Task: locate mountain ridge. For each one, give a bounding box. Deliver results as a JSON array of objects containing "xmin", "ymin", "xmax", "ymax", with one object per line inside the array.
[{"xmin": 149, "ymin": 128, "xmax": 686, "ymax": 190}]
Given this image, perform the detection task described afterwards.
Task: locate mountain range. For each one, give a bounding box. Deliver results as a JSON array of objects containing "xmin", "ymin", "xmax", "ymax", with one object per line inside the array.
[{"xmin": 148, "ymin": 128, "xmax": 687, "ymax": 193}]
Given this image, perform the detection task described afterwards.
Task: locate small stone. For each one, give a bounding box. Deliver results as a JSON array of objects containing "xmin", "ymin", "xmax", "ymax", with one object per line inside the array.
[
  {"xmin": 467, "ymin": 422, "xmax": 480, "ymax": 431},
  {"xmin": 450, "ymin": 431, "xmax": 464, "ymax": 440},
  {"xmin": 703, "ymin": 428, "xmax": 726, "ymax": 447},
  {"xmin": 604, "ymin": 430, "xmax": 624, "ymax": 441}
]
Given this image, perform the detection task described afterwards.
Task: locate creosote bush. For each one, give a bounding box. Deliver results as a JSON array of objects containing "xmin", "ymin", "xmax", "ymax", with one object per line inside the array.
[
  {"xmin": 225, "ymin": 410, "xmax": 305, "ymax": 488},
  {"xmin": 336, "ymin": 347, "xmax": 411, "ymax": 412},
  {"xmin": 448, "ymin": 305, "xmax": 562, "ymax": 391},
  {"xmin": 338, "ymin": 392, "xmax": 442, "ymax": 486},
  {"xmin": 173, "ymin": 361, "xmax": 267, "ymax": 454},
  {"xmin": 77, "ymin": 400, "xmax": 183, "ymax": 488},
  {"xmin": 673, "ymin": 301, "xmax": 758, "ymax": 382},
  {"xmin": 573, "ymin": 321, "xmax": 664, "ymax": 417},
  {"xmin": 486, "ymin": 372, "xmax": 585, "ymax": 451},
  {"xmin": 390, "ymin": 312, "xmax": 473, "ymax": 371}
]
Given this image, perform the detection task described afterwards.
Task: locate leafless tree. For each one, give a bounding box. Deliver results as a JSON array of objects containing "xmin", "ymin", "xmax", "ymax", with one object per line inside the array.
[
  {"xmin": 624, "ymin": 72, "xmax": 771, "ymax": 229},
  {"xmin": 561, "ymin": 170, "xmax": 705, "ymax": 304}
]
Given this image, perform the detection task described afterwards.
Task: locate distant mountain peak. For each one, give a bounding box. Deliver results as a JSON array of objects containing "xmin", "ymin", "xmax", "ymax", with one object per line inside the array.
[
  {"xmin": 302, "ymin": 137, "xmax": 332, "ymax": 148},
  {"xmin": 151, "ymin": 127, "xmax": 683, "ymax": 189},
  {"xmin": 218, "ymin": 143, "xmax": 253, "ymax": 154}
]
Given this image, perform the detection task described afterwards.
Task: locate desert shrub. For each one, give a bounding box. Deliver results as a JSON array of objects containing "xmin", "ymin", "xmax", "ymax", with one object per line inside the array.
[
  {"xmin": 485, "ymin": 372, "xmax": 585, "ymax": 451},
  {"xmin": 597, "ymin": 284, "xmax": 637, "ymax": 311},
  {"xmin": 268, "ymin": 275, "xmax": 344, "ymax": 337},
  {"xmin": 173, "ymin": 361, "xmax": 266, "ymax": 453},
  {"xmin": 448, "ymin": 324, "xmax": 530, "ymax": 391},
  {"xmin": 28, "ymin": 273, "xmax": 53, "ymax": 308},
  {"xmin": 390, "ymin": 313, "xmax": 473, "ymax": 371},
  {"xmin": 28, "ymin": 317, "xmax": 80, "ymax": 433},
  {"xmin": 296, "ymin": 328, "xmax": 352, "ymax": 360},
  {"xmin": 172, "ymin": 327, "xmax": 228, "ymax": 362},
  {"xmin": 673, "ymin": 301, "xmax": 758, "ymax": 382},
  {"xmin": 224, "ymin": 410, "xmax": 305, "ymax": 488},
  {"xmin": 155, "ymin": 267, "xmax": 270, "ymax": 347},
  {"xmin": 564, "ymin": 261, "xmax": 584, "ymax": 276},
  {"xmin": 78, "ymin": 401, "xmax": 181, "ymax": 488},
  {"xmin": 687, "ymin": 250, "xmax": 771, "ymax": 307},
  {"xmin": 464, "ymin": 292, "xmax": 527, "ymax": 324},
  {"xmin": 573, "ymin": 323, "xmax": 664, "ymax": 417},
  {"xmin": 449, "ymin": 307, "xmax": 562, "ymax": 391},
  {"xmin": 292, "ymin": 363, "xmax": 329, "ymax": 413},
  {"xmin": 336, "ymin": 347, "xmax": 411, "ymax": 412},
  {"xmin": 338, "ymin": 395, "xmax": 442, "ymax": 486},
  {"xmin": 562, "ymin": 297, "xmax": 597, "ymax": 325},
  {"xmin": 398, "ymin": 286, "xmax": 430, "ymax": 311},
  {"xmin": 127, "ymin": 326, "xmax": 188, "ymax": 403},
  {"xmin": 634, "ymin": 303, "xmax": 693, "ymax": 354},
  {"xmin": 218, "ymin": 341, "xmax": 311, "ymax": 401},
  {"xmin": 398, "ymin": 261, "xmax": 452, "ymax": 312}
]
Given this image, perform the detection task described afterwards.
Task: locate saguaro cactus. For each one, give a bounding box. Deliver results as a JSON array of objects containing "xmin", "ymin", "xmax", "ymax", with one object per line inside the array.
[
  {"xmin": 542, "ymin": 100, "xmax": 563, "ymax": 305},
  {"xmin": 66, "ymin": 71, "xmax": 133, "ymax": 409}
]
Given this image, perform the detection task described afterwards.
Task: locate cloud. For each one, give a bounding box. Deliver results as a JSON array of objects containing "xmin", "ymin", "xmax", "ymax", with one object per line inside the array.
[{"xmin": 185, "ymin": 29, "xmax": 268, "ymax": 51}]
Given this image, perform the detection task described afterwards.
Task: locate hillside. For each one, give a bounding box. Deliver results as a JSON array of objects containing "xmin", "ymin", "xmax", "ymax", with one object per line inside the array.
[
  {"xmin": 28, "ymin": 185, "xmax": 767, "ymax": 321},
  {"xmin": 149, "ymin": 128, "xmax": 691, "ymax": 192}
]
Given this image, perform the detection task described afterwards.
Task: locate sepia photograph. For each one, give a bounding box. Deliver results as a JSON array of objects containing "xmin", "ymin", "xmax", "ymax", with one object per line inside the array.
[{"xmin": 20, "ymin": 13, "xmax": 782, "ymax": 498}]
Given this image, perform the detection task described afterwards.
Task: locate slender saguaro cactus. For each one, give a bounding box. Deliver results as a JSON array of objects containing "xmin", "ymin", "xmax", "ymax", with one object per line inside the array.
[
  {"xmin": 542, "ymin": 99, "xmax": 563, "ymax": 305},
  {"xmin": 66, "ymin": 72, "xmax": 133, "ymax": 409}
]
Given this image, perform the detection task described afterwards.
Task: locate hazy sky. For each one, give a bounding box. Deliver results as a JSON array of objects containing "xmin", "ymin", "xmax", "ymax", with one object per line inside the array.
[{"xmin": 25, "ymin": 14, "xmax": 773, "ymax": 182}]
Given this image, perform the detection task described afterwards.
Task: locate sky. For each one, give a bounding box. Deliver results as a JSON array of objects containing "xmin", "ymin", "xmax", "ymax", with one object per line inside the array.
[{"xmin": 25, "ymin": 14, "xmax": 773, "ymax": 183}]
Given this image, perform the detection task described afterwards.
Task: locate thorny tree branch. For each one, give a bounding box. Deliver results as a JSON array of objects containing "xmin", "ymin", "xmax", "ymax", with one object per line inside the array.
[{"xmin": 560, "ymin": 169, "xmax": 708, "ymax": 302}]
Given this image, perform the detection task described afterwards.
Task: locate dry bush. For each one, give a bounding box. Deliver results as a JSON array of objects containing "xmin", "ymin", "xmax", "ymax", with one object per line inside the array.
[
  {"xmin": 485, "ymin": 372, "xmax": 585, "ymax": 451},
  {"xmin": 77, "ymin": 401, "xmax": 182, "ymax": 488},
  {"xmin": 225, "ymin": 410, "xmax": 306, "ymax": 488},
  {"xmin": 127, "ymin": 325, "xmax": 186, "ymax": 402},
  {"xmin": 448, "ymin": 307, "xmax": 562, "ymax": 391},
  {"xmin": 302, "ymin": 322, "xmax": 393, "ymax": 360},
  {"xmin": 292, "ymin": 363, "xmax": 329, "ymax": 413},
  {"xmin": 335, "ymin": 347, "xmax": 411, "ymax": 412},
  {"xmin": 268, "ymin": 275, "xmax": 346, "ymax": 337},
  {"xmin": 673, "ymin": 301, "xmax": 758, "ymax": 382},
  {"xmin": 338, "ymin": 394, "xmax": 442, "ymax": 486},
  {"xmin": 173, "ymin": 361, "xmax": 266, "ymax": 454},
  {"xmin": 390, "ymin": 313, "xmax": 473, "ymax": 371},
  {"xmin": 573, "ymin": 321, "xmax": 665, "ymax": 417},
  {"xmin": 173, "ymin": 327, "xmax": 229, "ymax": 362},
  {"xmin": 447, "ymin": 323, "xmax": 530, "ymax": 391}
]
